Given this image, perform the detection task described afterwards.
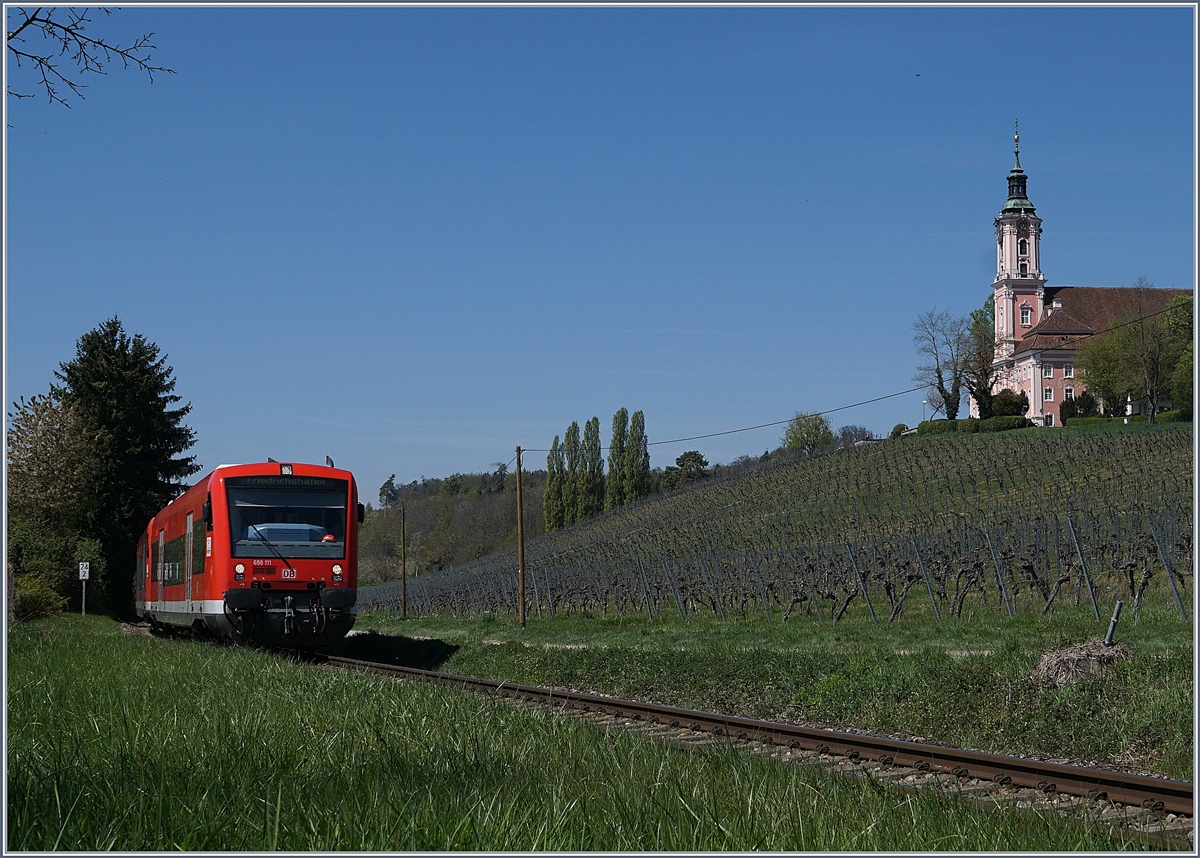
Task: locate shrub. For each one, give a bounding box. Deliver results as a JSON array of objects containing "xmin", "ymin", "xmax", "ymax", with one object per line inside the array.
[
  {"xmin": 978, "ymin": 416, "xmax": 1031, "ymax": 433},
  {"xmin": 1156, "ymin": 409, "xmax": 1189, "ymax": 423},
  {"xmin": 889, "ymin": 423, "xmax": 908, "ymax": 440},
  {"xmin": 916, "ymin": 420, "xmax": 957, "ymax": 436},
  {"xmin": 13, "ymin": 574, "xmax": 66, "ymax": 621},
  {"xmin": 957, "ymin": 418, "xmax": 980, "ymax": 433}
]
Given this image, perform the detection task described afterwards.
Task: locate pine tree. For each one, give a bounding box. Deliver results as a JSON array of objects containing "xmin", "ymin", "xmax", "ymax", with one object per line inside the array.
[
  {"xmin": 54, "ymin": 317, "xmax": 199, "ymax": 617},
  {"xmin": 562, "ymin": 421, "xmax": 581, "ymax": 526},
  {"xmin": 543, "ymin": 436, "xmax": 565, "ymax": 532},
  {"xmin": 623, "ymin": 410, "xmax": 651, "ymax": 502},
  {"xmin": 605, "ymin": 407, "xmax": 628, "ymax": 511},
  {"xmin": 578, "ymin": 417, "xmax": 604, "ymax": 520}
]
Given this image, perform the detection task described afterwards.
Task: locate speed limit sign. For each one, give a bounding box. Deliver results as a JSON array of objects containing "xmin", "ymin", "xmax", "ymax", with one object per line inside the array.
[{"xmin": 79, "ymin": 562, "xmax": 89, "ymax": 581}]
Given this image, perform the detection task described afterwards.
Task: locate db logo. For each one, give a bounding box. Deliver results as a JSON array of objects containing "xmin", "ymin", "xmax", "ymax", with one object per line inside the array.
[{"xmin": 281, "ymin": 569, "xmax": 297, "ymax": 579}]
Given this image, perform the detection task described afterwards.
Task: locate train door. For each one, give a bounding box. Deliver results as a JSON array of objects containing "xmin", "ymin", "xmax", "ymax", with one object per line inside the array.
[
  {"xmin": 185, "ymin": 512, "xmax": 194, "ymax": 616},
  {"xmin": 157, "ymin": 529, "xmax": 166, "ymax": 613}
]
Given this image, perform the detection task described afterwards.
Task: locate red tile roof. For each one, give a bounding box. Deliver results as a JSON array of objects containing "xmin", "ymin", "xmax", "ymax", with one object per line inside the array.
[{"xmin": 1013, "ymin": 286, "xmax": 1192, "ymax": 356}]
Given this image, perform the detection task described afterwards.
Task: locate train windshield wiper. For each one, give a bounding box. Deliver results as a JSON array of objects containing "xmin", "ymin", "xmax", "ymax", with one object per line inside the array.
[{"xmin": 245, "ymin": 521, "xmax": 297, "ymax": 575}]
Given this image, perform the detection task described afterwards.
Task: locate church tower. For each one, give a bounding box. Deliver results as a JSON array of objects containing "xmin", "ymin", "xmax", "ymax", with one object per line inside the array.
[{"xmin": 992, "ymin": 122, "xmax": 1046, "ymax": 360}]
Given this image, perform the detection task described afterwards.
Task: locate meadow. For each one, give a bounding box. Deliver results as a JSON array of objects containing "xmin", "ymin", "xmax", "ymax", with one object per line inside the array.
[
  {"xmin": 6, "ymin": 614, "xmax": 1157, "ymax": 851},
  {"xmin": 353, "ymin": 595, "xmax": 1194, "ymax": 782}
]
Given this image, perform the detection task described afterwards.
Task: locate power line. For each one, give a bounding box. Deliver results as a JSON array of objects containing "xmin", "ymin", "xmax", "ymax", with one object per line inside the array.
[{"xmin": 518, "ymin": 298, "xmax": 1190, "ymax": 456}]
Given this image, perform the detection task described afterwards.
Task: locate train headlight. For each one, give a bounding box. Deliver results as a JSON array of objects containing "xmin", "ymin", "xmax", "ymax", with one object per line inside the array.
[
  {"xmin": 234, "ymin": 562, "xmax": 245, "ymax": 581},
  {"xmin": 332, "ymin": 564, "xmax": 343, "ymax": 582}
]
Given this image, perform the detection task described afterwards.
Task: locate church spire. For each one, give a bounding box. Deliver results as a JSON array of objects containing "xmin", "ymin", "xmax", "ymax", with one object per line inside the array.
[{"xmin": 1002, "ymin": 119, "xmax": 1034, "ymax": 214}]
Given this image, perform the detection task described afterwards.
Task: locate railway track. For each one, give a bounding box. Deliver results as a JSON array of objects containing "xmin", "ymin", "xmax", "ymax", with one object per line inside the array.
[{"xmin": 313, "ymin": 653, "xmax": 1193, "ymax": 843}]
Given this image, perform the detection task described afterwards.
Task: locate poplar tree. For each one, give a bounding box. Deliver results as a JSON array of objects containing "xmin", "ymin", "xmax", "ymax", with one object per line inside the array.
[
  {"xmin": 605, "ymin": 407, "xmax": 629, "ymax": 510},
  {"xmin": 623, "ymin": 410, "xmax": 651, "ymax": 502},
  {"xmin": 543, "ymin": 436, "xmax": 565, "ymax": 532},
  {"xmin": 561, "ymin": 421, "xmax": 581, "ymax": 526},
  {"xmin": 578, "ymin": 417, "xmax": 604, "ymax": 520}
]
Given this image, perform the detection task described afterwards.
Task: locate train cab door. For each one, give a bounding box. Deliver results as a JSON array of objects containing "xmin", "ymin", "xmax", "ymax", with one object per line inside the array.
[{"xmin": 185, "ymin": 512, "xmax": 195, "ymax": 616}]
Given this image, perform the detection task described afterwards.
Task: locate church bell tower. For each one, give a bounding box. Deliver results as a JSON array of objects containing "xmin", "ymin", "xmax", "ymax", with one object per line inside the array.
[{"xmin": 993, "ymin": 122, "xmax": 1046, "ymax": 359}]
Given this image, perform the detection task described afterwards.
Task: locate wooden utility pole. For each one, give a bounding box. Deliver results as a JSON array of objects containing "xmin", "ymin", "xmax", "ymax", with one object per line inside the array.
[
  {"xmin": 400, "ymin": 505, "xmax": 407, "ymax": 619},
  {"xmin": 516, "ymin": 446, "xmax": 526, "ymax": 628}
]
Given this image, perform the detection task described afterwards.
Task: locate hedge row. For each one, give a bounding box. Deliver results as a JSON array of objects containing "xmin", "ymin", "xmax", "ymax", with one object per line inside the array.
[{"xmin": 916, "ymin": 416, "xmax": 1032, "ymax": 435}]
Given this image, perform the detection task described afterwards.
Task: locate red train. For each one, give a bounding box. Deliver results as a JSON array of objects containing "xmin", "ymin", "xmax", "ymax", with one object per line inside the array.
[{"xmin": 136, "ymin": 461, "xmax": 362, "ymax": 646}]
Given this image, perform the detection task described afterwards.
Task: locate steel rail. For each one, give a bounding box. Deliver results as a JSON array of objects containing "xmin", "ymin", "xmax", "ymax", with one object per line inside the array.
[{"xmin": 318, "ymin": 654, "xmax": 1193, "ymax": 817}]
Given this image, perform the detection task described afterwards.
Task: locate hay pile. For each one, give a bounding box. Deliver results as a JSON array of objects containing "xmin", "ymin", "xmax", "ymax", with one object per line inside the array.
[{"xmin": 1031, "ymin": 640, "xmax": 1132, "ymax": 689}]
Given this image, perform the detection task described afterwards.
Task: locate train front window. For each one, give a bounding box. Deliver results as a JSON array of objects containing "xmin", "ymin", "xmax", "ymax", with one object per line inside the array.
[{"xmin": 226, "ymin": 476, "xmax": 349, "ymax": 559}]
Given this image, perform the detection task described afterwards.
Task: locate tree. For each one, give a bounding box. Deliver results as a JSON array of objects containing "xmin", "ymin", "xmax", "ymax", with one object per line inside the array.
[
  {"xmin": 54, "ymin": 317, "xmax": 199, "ymax": 617},
  {"xmin": 782, "ymin": 412, "xmax": 834, "ymax": 457},
  {"xmin": 6, "ymin": 392, "xmax": 99, "ymax": 604},
  {"xmin": 605, "ymin": 408, "xmax": 629, "ymax": 511},
  {"xmin": 544, "ymin": 437, "xmax": 566, "ymax": 532},
  {"xmin": 577, "ymin": 417, "xmax": 604, "ymax": 521},
  {"xmin": 378, "ymin": 475, "xmax": 400, "ymax": 509},
  {"xmin": 6, "ymin": 7, "xmax": 173, "ymax": 108},
  {"xmin": 1076, "ymin": 281, "xmax": 1192, "ymax": 424},
  {"xmin": 991, "ymin": 388, "xmax": 1029, "ymax": 417},
  {"xmin": 622, "ymin": 410, "xmax": 651, "ymax": 502},
  {"xmin": 561, "ymin": 421, "xmax": 581, "ymax": 525},
  {"xmin": 963, "ymin": 296, "xmax": 1000, "ymax": 419},
  {"xmin": 837, "ymin": 424, "xmax": 875, "ymax": 449},
  {"xmin": 661, "ymin": 451, "xmax": 708, "ymax": 491},
  {"xmin": 912, "ymin": 309, "xmax": 969, "ymax": 420}
]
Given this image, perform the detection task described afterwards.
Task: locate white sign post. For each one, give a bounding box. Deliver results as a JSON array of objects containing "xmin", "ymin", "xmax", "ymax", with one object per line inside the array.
[{"xmin": 79, "ymin": 562, "xmax": 89, "ymax": 616}]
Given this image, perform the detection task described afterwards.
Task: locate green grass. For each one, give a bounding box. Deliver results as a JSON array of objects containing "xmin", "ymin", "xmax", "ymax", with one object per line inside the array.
[
  {"xmin": 7, "ymin": 614, "xmax": 1159, "ymax": 851},
  {"xmin": 353, "ymin": 599, "xmax": 1194, "ymax": 782}
]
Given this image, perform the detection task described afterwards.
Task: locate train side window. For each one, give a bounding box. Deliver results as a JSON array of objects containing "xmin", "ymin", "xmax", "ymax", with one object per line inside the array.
[{"xmin": 192, "ymin": 518, "xmax": 207, "ymax": 575}]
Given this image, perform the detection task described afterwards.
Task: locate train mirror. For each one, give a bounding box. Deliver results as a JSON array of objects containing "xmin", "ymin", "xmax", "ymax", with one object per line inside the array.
[
  {"xmin": 357, "ymin": 503, "xmax": 365, "ymax": 524},
  {"xmin": 201, "ymin": 501, "xmax": 212, "ymax": 524}
]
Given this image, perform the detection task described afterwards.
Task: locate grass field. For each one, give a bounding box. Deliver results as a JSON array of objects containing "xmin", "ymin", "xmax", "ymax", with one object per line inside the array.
[
  {"xmin": 351, "ymin": 598, "xmax": 1194, "ymax": 782},
  {"xmin": 6, "ymin": 614, "xmax": 1159, "ymax": 851}
]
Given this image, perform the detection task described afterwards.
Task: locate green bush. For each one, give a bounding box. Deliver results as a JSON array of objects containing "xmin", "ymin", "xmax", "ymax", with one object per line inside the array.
[
  {"xmin": 1155, "ymin": 409, "xmax": 1190, "ymax": 423},
  {"xmin": 956, "ymin": 418, "xmax": 980, "ymax": 434},
  {"xmin": 977, "ymin": 416, "xmax": 1031, "ymax": 433},
  {"xmin": 889, "ymin": 423, "xmax": 908, "ymax": 440},
  {"xmin": 13, "ymin": 574, "xmax": 66, "ymax": 621},
  {"xmin": 916, "ymin": 420, "xmax": 957, "ymax": 436}
]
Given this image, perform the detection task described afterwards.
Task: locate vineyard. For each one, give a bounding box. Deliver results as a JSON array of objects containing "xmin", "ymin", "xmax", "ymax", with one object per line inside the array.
[{"xmin": 360, "ymin": 425, "xmax": 1193, "ymax": 624}]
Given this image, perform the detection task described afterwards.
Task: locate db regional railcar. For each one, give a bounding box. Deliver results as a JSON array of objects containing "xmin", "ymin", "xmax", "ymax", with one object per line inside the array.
[{"xmin": 136, "ymin": 461, "xmax": 363, "ymax": 646}]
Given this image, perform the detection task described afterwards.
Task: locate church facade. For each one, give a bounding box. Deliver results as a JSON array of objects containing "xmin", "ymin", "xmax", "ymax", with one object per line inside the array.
[{"xmin": 974, "ymin": 130, "xmax": 1190, "ymax": 426}]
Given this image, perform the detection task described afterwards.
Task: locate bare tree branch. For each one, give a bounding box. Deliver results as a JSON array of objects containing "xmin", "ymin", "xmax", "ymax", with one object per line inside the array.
[{"xmin": 6, "ymin": 7, "xmax": 174, "ymax": 108}]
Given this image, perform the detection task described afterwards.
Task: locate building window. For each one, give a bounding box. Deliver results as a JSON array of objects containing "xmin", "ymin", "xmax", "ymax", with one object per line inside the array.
[
  {"xmin": 1042, "ymin": 364, "xmax": 1053, "ymax": 378},
  {"xmin": 1044, "ymin": 414, "xmax": 1054, "ymax": 427},
  {"xmin": 1018, "ymin": 238, "xmax": 1028, "ymax": 256},
  {"xmin": 1065, "ymin": 387, "xmax": 1075, "ymax": 400},
  {"xmin": 1021, "ymin": 307, "xmax": 1031, "ymax": 326},
  {"xmin": 1019, "ymin": 262, "xmax": 1028, "ymax": 275},
  {"xmin": 1064, "ymin": 363, "xmax": 1073, "ymax": 378},
  {"xmin": 1044, "ymin": 387, "xmax": 1054, "ymax": 402}
]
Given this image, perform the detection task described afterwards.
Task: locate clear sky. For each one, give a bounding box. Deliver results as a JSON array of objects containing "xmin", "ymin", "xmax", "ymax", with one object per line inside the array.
[{"xmin": 5, "ymin": 5, "xmax": 1195, "ymax": 501}]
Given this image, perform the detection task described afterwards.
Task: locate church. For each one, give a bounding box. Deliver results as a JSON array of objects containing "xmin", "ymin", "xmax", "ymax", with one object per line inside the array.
[{"xmin": 976, "ymin": 128, "xmax": 1190, "ymax": 426}]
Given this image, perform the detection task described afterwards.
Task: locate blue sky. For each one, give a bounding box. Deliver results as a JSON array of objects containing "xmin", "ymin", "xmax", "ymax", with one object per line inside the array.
[{"xmin": 5, "ymin": 5, "xmax": 1195, "ymax": 500}]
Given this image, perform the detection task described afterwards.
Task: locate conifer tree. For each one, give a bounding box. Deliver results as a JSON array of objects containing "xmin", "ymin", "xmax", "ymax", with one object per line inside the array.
[
  {"xmin": 578, "ymin": 417, "xmax": 604, "ymax": 520},
  {"xmin": 543, "ymin": 436, "xmax": 565, "ymax": 532},
  {"xmin": 623, "ymin": 410, "xmax": 651, "ymax": 502},
  {"xmin": 562, "ymin": 421, "xmax": 581, "ymax": 526},
  {"xmin": 605, "ymin": 407, "xmax": 629, "ymax": 510},
  {"xmin": 54, "ymin": 317, "xmax": 199, "ymax": 617}
]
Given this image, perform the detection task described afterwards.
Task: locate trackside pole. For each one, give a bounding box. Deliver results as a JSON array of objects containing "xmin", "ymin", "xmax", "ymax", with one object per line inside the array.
[
  {"xmin": 79, "ymin": 561, "xmax": 90, "ymax": 617},
  {"xmin": 516, "ymin": 447, "xmax": 526, "ymax": 628}
]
